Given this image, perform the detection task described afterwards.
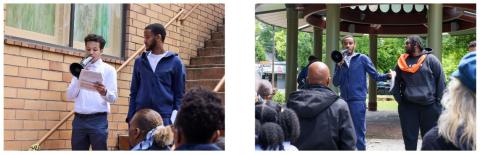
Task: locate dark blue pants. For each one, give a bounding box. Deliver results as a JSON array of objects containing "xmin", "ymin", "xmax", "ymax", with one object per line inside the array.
[
  {"xmin": 346, "ymin": 100, "xmax": 366, "ymax": 150},
  {"xmin": 71, "ymin": 113, "xmax": 108, "ymax": 150},
  {"xmin": 398, "ymin": 102, "xmax": 441, "ymax": 150}
]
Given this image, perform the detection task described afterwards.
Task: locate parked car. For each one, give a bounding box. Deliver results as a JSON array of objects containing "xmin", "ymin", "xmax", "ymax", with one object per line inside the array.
[{"xmin": 377, "ymin": 81, "xmax": 391, "ymax": 95}]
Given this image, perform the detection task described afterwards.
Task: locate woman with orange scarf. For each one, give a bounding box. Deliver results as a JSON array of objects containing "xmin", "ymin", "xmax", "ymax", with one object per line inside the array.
[{"xmin": 391, "ymin": 35, "xmax": 446, "ymax": 150}]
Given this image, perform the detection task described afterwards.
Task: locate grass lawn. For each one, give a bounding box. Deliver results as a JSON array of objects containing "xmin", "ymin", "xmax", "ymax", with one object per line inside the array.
[{"xmin": 369, "ymin": 95, "xmax": 398, "ymax": 111}]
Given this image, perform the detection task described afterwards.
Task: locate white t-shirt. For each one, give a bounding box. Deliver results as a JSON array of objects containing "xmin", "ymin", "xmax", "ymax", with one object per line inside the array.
[{"xmin": 147, "ymin": 51, "xmax": 168, "ymax": 72}]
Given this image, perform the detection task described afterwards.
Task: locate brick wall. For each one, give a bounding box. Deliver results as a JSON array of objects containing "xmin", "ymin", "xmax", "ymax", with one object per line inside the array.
[{"xmin": 4, "ymin": 3, "xmax": 224, "ymax": 150}]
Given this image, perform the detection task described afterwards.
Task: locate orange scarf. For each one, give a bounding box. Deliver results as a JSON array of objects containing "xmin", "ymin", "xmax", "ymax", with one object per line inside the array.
[{"xmin": 397, "ymin": 54, "xmax": 426, "ymax": 73}]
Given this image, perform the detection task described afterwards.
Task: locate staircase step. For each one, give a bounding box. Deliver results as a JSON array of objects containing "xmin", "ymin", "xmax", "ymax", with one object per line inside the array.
[
  {"xmin": 205, "ymin": 39, "xmax": 224, "ymax": 47},
  {"xmin": 211, "ymin": 32, "xmax": 224, "ymax": 40},
  {"xmin": 186, "ymin": 67, "xmax": 224, "ymax": 80},
  {"xmin": 190, "ymin": 55, "xmax": 224, "ymax": 65},
  {"xmin": 198, "ymin": 47, "xmax": 224, "ymax": 56},
  {"xmin": 187, "ymin": 79, "xmax": 224, "ymax": 92}
]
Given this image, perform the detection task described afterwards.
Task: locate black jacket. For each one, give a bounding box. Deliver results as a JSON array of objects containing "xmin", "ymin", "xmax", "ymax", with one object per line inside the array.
[
  {"xmin": 392, "ymin": 51, "xmax": 446, "ymax": 105},
  {"xmin": 422, "ymin": 126, "xmax": 473, "ymax": 150},
  {"xmin": 287, "ymin": 84, "xmax": 356, "ymax": 150}
]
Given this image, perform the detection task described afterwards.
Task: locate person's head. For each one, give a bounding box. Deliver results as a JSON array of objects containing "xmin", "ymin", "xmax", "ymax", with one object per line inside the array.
[
  {"xmin": 438, "ymin": 52, "xmax": 476, "ymax": 149},
  {"xmin": 342, "ymin": 35, "xmax": 356, "ymax": 54},
  {"xmin": 258, "ymin": 122, "xmax": 285, "ymax": 150},
  {"xmin": 144, "ymin": 23, "xmax": 167, "ymax": 51},
  {"xmin": 84, "ymin": 34, "xmax": 106, "ymax": 62},
  {"xmin": 255, "ymin": 104, "xmax": 278, "ymax": 124},
  {"xmin": 257, "ymin": 80, "xmax": 274, "ymax": 100},
  {"xmin": 468, "ymin": 40, "xmax": 476, "ymax": 52},
  {"xmin": 278, "ymin": 108, "xmax": 300, "ymax": 142},
  {"xmin": 405, "ymin": 35, "xmax": 424, "ymax": 54},
  {"xmin": 308, "ymin": 55, "xmax": 319, "ymax": 64},
  {"xmin": 128, "ymin": 108, "xmax": 164, "ymax": 147},
  {"xmin": 307, "ymin": 62, "xmax": 330, "ymax": 86},
  {"xmin": 174, "ymin": 88, "xmax": 224, "ymax": 146}
]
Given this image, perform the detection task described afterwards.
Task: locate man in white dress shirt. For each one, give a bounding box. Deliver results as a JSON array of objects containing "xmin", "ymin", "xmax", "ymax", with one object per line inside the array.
[{"xmin": 66, "ymin": 34, "xmax": 117, "ymax": 150}]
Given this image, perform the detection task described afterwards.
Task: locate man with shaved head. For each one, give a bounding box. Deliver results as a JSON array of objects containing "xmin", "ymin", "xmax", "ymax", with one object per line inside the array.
[{"xmin": 287, "ymin": 62, "xmax": 356, "ymax": 150}]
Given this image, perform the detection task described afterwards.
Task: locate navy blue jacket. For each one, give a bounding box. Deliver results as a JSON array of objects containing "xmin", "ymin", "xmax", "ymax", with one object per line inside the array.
[
  {"xmin": 333, "ymin": 53, "xmax": 389, "ymax": 101},
  {"xmin": 127, "ymin": 51, "xmax": 185, "ymax": 124}
]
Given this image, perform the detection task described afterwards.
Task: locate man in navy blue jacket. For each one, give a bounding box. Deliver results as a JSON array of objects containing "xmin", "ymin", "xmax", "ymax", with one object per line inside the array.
[
  {"xmin": 127, "ymin": 23, "xmax": 186, "ymax": 126},
  {"xmin": 333, "ymin": 35, "xmax": 393, "ymax": 150}
]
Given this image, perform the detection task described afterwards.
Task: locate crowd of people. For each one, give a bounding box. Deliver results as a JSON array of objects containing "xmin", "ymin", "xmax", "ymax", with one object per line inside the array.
[{"xmin": 255, "ymin": 35, "xmax": 476, "ymax": 151}]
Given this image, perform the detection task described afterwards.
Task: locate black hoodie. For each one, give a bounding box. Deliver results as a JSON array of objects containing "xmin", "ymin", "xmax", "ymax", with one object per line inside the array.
[{"xmin": 287, "ymin": 84, "xmax": 356, "ymax": 150}]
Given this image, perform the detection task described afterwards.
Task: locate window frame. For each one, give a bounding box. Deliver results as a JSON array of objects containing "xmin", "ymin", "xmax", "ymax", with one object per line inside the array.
[{"xmin": 4, "ymin": 3, "xmax": 127, "ymax": 60}]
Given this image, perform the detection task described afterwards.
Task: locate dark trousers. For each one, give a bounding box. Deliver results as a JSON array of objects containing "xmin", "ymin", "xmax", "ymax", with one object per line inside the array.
[
  {"xmin": 398, "ymin": 102, "xmax": 441, "ymax": 150},
  {"xmin": 346, "ymin": 100, "xmax": 366, "ymax": 150},
  {"xmin": 71, "ymin": 113, "xmax": 109, "ymax": 150}
]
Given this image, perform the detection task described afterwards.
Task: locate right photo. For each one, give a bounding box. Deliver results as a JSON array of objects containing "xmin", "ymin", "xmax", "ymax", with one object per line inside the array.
[{"xmin": 255, "ymin": 4, "xmax": 476, "ymax": 151}]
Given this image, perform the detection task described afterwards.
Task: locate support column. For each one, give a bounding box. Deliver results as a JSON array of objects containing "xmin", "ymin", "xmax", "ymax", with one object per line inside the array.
[
  {"xmin": 326, "ymin": 4, "xmax": 340, "ymax": 90},
  {"xmin": 368, "ymin": 34, "xmax": 378, "ymax": 111},
  {"xmin": 285, "ymin": 4, "xmax": 298, "ymax": 99},
  {"xmin": 313, "ymin": 27, "xmax": 323, "ymax": 61},
  {"xmin": 427, "ymin": 4, "xmax": 443, "ymax": 62}
]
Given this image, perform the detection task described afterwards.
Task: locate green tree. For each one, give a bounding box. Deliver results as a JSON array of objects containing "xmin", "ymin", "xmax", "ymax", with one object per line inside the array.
[
  {"xmin": 442, "ymin": 34, "xmax": 475, "ymax": 79},
  {"xmin": 274, "ymin": 29, "xmax": 287, "ymax": 61},
  {"xmin": 297, "ymin": 31, "xmax": 313, "ymax": 68}
]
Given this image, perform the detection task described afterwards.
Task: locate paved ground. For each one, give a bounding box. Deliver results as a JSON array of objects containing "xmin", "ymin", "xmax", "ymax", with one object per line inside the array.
[{"xmin": 367, "ymin": 139, "xmax": 422, "ymax": 151}]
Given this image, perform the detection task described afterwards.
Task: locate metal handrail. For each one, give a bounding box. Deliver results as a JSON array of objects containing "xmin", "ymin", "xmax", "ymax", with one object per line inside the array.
[{"xmin": 29, "ymin": 6, "xmax": 195, "ymax": 151}]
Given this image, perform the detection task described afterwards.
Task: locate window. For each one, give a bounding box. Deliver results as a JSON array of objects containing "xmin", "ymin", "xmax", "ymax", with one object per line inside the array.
[
  {"xmin": 72, "ymin": 4, "xmax": 123, "ymax": 57},
  {"xmin": 5, "ymin": 4, "xmax": 124, "ymax": 58},
  {"xmin": 5, "ymin": 4, "xmax": 70, "ymax": 46}
]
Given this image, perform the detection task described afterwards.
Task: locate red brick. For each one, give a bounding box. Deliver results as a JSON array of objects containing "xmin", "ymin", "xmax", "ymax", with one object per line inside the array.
[
  {"xmin": 46, "ymin": 101, "xmax": 67, "ymax": 111},
  {"xmin": 4, "ymin": 65, "xmax": 19, "ymax": 76},
  {"xmin": 49, "ymin": 61, "xmax": 66, "ymax": 72},
  {"xmin": 4, "ymin": 98, "xmax": 25, "ymax": 109},
  {"xmin": 15, "ymin": 110, "xmax": 39, "ymax": 120},
  {"xmin": 4, "ymin": 131, "xmax": 15, "ymax": 140},
  {"xmin": 4, "ymin": 76, "xmax": 26, "ymax": 88},
  {"xmin": 5, "ymin": 87, "xmax": 18, "ymax": 98},
  {"xmin": 23, "ymin": 120, "xmax": 46, "ymax": 129},
  {"xmin": 27, "ymin": 58, "xmax": 49, "ymax": 69},
  {"xmin": 43, "ymin": 52, "xmax": 64, "ymax": 62},
  {"xmin": 42, "ymin": 70, "xmax": 63, "ymax": 81},
  {"xmin": 39, "ymin": 111, "xmax": 60, "ymax": 120},
  {"xmin": 4, "ymin": 109, "xmax": 16, "ymax": 119},
  {"xmin": 40, "ymin": 90, "xmax": 62, "ymax": 101},
  {"xmin": 17, "ymin": 88, "xmax": 40, "ymax": 99},
  {"xmin": 26, "ymin": 79, "xmax": 49, "ymax": 89},
  {"xmin": 18, "ymin": 67, "xmax": 42, "ymax": 78},
  {"xmin": 4, "ymin": 54, "xmax": 28, "ymax": 67},
  {"xmin": 15, "ymin": 131, "xmax": 38, "ymax": 140},
  {"xmin": 20, "ymin": 48, "xmax": 43, "ymax": 59},
  {"xmin": 49, "ymin": 81, "xmax": 68, "ymax": 91}
]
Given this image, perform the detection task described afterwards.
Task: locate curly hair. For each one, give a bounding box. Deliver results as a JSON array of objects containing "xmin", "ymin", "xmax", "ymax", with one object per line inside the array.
[
  {"xmin": 174, "ymin": 87, "xmax": 224, "ymax": 143},
  {"xmin": 255, "ymin": 104, "xmax": 278, "ymax": 124},
  {"xmin": 258, "ymin": 122, "xmax": 285, "ymax": 150},
  {"xmin": 278, "ymin": 108, "xmax": 300, "ymax": 142},
  {"xmin": 84, "ymin": 34, "xmax": 106, "ymax": 50}
]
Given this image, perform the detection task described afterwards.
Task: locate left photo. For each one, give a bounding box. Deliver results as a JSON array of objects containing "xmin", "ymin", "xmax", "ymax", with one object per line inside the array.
[{"xmin": 4, "ymin": 3, "xmax": 225, "ymax": 151}]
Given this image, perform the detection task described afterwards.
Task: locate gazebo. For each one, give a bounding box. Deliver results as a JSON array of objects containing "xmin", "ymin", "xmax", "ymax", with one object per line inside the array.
[{"xmin": 255, "ymin": 4, "xmax": 476, "ymax": 110}]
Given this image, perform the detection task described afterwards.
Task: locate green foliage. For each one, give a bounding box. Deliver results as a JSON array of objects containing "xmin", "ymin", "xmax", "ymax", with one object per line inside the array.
[
  {"xmin": 274, "ymin": 29, "xmax": 287, "ymax": 61},
  {"xmin": 272, "ymin": 91, "xmax": 286, "ymax": 105},
  {"xmin": 255, "ymin": 41, "xmax": 266, "ymax": 61},
  {"xmin": 297, "ymin": 32, "xmax": 313, "ymax": 68},
  {"xmin": 441, "ymin": 34, "xmax": 475, "ymax": 79}
]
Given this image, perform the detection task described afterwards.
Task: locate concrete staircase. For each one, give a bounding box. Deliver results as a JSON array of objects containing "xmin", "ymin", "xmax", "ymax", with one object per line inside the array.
[{"xmin": 186, "ymin": 24, "xmax": 225, "ymax": 102}]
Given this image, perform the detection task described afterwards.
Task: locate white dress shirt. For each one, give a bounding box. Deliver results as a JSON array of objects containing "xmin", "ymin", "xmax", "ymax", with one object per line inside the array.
[{"xmin": 66, "ymin": 59, "xmax": 117, "ymax": 114}]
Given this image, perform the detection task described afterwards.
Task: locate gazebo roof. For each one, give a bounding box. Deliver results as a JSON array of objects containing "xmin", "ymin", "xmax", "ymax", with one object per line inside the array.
[{"xmin": 255, "ymin": 4, "xmax": 476, "ymax": 36}]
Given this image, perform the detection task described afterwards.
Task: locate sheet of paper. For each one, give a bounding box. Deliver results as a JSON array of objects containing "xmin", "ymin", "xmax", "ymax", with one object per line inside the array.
[
  {"xmin": 79, "ymin": 69, "xmax": 103, "ymax": 91},
  {"xmin": 389, "ymin": 70, "xmax": 396, "ymax": 92}
]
